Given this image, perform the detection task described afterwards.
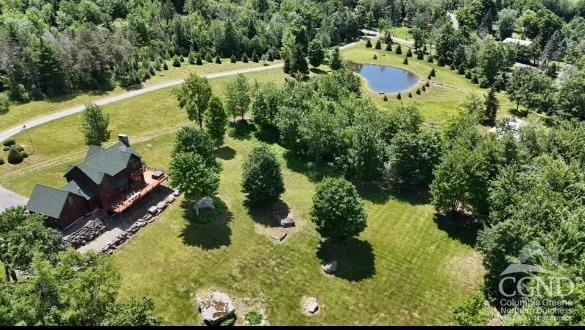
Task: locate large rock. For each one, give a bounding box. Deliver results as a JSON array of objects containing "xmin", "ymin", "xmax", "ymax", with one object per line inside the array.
[
  {"xmin": 303, "ymin": 297, "xmax": 319, "ymax": 315},
  {"xmin": 173, "ymin": 189, "xmax": 181, "ymax": 197},
  {"xmin": 195, "ymin": 197, "xmax": 215, "ymax": 212},
  {"xmin": 148, "ymin": 206, "xmax": 159, "ymax": 215},
  {"xmin": 156, "ymin": 201, "xmax": 166, "ymax": 210},
  {"xmin": 322, "ymin": 261, "xmax": 338, "ymax": 274},
  {"xmin": 280, "ymin": 214, "xmax": 295, "ymax": 228},
  {"xmin": 165, "ymin": 194, "xmax": 176, "ymax": 204},
  {"xmin": 198, "ymin": 292, "xmax": 236, "ymax": 326}
]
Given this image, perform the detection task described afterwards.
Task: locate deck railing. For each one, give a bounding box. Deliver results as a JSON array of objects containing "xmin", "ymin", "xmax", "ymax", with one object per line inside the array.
[{"xmin": 108, "ymin": 168, "xmax": 167, "ymax": 214}]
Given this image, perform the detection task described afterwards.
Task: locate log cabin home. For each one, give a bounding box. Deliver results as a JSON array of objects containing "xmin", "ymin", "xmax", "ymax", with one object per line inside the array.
[{"xmin": 27, "ymin": 134, "xmax": 166, "ymax": 229}]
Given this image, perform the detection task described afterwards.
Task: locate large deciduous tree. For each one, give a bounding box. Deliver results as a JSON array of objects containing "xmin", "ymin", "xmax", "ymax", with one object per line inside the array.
[
  {"xmin": 172, "ymin": 127, "xmax": 216, "ymax": 165},
  {"xmin": 226, "ymin": 74, "xmax": 251, "ymax": 122},
  {"xmin": 173, "ymin": 74, "xmax": 212, "ymax": 128},
  {"xmin": 204, "ymin": 96, "xmax": 228, "ymax": 145},
  {"xmin": 311, "ymin": 177, "xmax": 367, "ymax": 243},
  {"xmin": 241, "ymin": 144, "xmax": 285, "ymax": 205},
  {"xmin": 169, "ymin": 152, "xmax": 220, "ymax": 202},
  {"xmin": 308, "ymin": 39, "xmax": 325, "ymax": 68}
]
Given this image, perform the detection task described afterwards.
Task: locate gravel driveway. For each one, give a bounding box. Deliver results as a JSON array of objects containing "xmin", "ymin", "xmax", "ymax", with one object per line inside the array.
[{"xmin": 0, "ymin": 185, "xmax": 28, "ymax": 212}]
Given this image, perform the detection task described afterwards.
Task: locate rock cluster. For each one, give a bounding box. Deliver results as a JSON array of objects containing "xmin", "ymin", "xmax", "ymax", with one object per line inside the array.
[
  {"xmin": 272, "ymin": 203, "xmax": 295, "ymax": 228},
  {"xmin": 99, "ymin": 192, "xmax": 178, "ymax": 254},
  {"xmin": 66, "ymin": 219, "xmax": 106, "ymax": 248},
  {"xmin": 197, "ymin": 291, "xmax": 236, "ymax": 326},
  {"xmin": 195, "ymin": 197, "xmax": 215, "ymax": 213}
]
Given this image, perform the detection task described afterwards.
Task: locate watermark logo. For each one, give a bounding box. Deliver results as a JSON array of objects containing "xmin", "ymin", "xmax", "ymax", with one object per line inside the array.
[{"xmin": 497, "ymin": 243, "xmax": 576, "ymax": 319}]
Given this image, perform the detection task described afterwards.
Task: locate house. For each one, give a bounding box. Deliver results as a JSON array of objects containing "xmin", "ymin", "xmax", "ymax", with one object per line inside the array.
[{"xmin": 27, "ymin": 135, "xmax": 166, "ymax": 229}]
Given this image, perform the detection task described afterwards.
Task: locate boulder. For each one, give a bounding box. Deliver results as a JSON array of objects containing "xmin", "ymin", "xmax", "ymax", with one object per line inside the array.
[
  {"xmin": 322, "ymin": 261, "xmax": 338, "ymax": 274},
  {"xmin": 280, "ymin": 214, "xmax": 295, "ymax": 228},
  {"xmin": 195, "ymin": 197, "xmax": 215, "ymax": 212},
  {"xmin": 156, "ymin": 201, "xmax": 166, "ymax": 210},
  {"xmin": 165, "ymin": 195, "xmax": 176, "ymax": 204},
  {"xmin": 197, "ymin": 292, "xmax": 236, "ymax": 326},
  {"xmin": 173, "ymin": 189, "xmax": 180, "ymax": 197},
  {"xmin": 303, "ymin": 297, "xmax": 319, "ymax": 315},
  {"xmin": 148, "ymin": 206, "xmax": 158, "ymax": 215}
]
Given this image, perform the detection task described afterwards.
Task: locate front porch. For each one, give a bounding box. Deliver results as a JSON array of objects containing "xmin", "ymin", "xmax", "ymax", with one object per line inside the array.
[{"xmin": 108, "ymin": 168, "xmax": 167, "ymax": 214}]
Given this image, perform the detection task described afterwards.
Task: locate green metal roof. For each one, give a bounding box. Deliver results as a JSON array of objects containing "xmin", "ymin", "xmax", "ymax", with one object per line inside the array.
[
  {"xmin": 62, "ymin": 180, "xmax": 96, "ymax": 200},
  {"xmin": 27, "ymin": 185, "xmax": 70, "ymax": 219},
  {"xmin": 65, "ymin": 141, "xmax": 141, "ymax": 185}
]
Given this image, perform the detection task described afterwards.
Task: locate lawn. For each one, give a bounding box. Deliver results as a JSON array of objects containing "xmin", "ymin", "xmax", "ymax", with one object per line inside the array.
[
  {"xmin": 0, "ymin": 47, "xmax": 484, "ymax": 325},
  {"xmin": 343, "ymin": 42, "xmax": 517, "ymax": 123},
  {"xmin": 114, "ymin": 131, "xmax": 482, "ymax": 325},
  {"xmin": 391, "ymin": 26, "xmax": 412, "ymax": 40},
  {"xmin": 0, "ymin": 59, "xmax": 277, "ymax": 133}
]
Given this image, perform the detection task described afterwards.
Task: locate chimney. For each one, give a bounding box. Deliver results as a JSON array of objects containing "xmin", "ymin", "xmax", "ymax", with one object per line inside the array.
[{"xmin": 118, "ymin": 134, "xmax": 129, "ymax": 146}]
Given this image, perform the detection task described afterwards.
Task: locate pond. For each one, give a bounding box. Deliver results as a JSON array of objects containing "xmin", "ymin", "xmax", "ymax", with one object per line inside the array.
[{"xmin": 357, "ymin": 64, "xmax": 419, "ymax": 94}]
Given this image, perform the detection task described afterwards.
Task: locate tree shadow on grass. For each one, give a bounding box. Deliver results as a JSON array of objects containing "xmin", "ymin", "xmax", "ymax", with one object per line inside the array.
[
  {"xmin": 215, "ymin": 146, "xmax": 236, "ymax": 160},
  {"xmin": 354, "ymin": 181, "xmax": 391, "ymax": 205},
  {"xmin": 245, "ymin": 199, "xmax": 289, "ymax": 228},
  {"xmin": 355, "ymin": 181, "xmax": 430, "ymax": 206},
  {"xmin": 310, "ymin": 67, "xmax": 328, "ymax": 75},
  {"xmin": 283, "ymin": 150, "xmax": 338, "ymax": 183},
  {"xmin": 228, "ymin": 120, "xmax": 256, "ymax": 140},
  {"xmin": 434, "ymin": 212, "xmax": 480, "ymax": 247},
  {"xmin": 253, "ymin": 125, "xmax": 279, "ymax": 144},
  {"xmin": 179, "ymin": 198, "xmax": 233, "ymax": 250},
  {"xmin": 316, "ymin": 238, "xmax": 376, "ymax": 282}
]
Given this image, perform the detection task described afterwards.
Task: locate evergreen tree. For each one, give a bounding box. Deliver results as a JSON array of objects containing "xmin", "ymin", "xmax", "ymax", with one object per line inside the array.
[
  {"xmin": 483, "ymin": 88, "xmax": 499, "ymax": 126},
  {"xmin": 375, "ymin": 39, "xmax": 381, "ymax": 49},
  {"xmin": 329, "ymin": 47, "xmax": 342, "ymax": 70},
  {"xmin": 230, "ymin": 55, "xmax": 237, "ymax": 63},
  {"xmin": 308, "ymin": 39, "xmax": 325, "ymax": 68}
]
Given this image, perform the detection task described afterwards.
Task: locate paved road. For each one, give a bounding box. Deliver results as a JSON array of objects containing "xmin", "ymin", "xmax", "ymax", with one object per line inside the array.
[{"xmin": 0, "ymin": 185, "xmax": 28, "ymax": 212}]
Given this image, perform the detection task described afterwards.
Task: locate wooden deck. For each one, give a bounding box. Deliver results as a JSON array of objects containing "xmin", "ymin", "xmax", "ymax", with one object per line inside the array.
[{"xmin": 108, "ymin": 168, "xmax": 167, "ymax": 214}]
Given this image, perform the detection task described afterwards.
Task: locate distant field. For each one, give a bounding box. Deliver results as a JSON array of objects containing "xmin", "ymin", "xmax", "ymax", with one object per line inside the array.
[
  {"xmin": 392, "ymin": 26, "xmax": 412, "ymax": 40},
  {"xmin": 343, "ymin": 42, "xmax": 516, "ymax": 123},
  {"xmin": 0, "ymin": 45, "xmax": 484, "ymax": 325},
  {"xmin": 0, "ymin": 59, "xmax": 274, "ymax": 133}
]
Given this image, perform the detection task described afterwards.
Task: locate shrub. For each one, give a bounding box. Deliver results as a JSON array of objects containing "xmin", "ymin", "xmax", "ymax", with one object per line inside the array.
[
  {"xmin": 422, "ymin": 85, "xmax": 426, "ymax": 92},
  {"xmin": 242, "ymin": 53, "xmax": 249, "ymax": 63},
  {"xmin": 471, "ymin": 75, "xmax": 479, "ymax": 84},
  {"xmin": 408, "ymin": 92, "xmax": 412, "ymax": 98},
  {"xmin": 163, "ymin": 62, "xmax": 169, "ymax": 70},
  {"xmin": 230, "ymin": 55, "xmax": 237, "ymax": 63},
  {"xmin": 365, "ymin": 39, "xmax": 372, "ymax": 48},
  {"xmin": 245, "ymin": 311, "xmax": 263, "ymax": 326},
  {"xmin": 430, "ymin": 68, "xmax": 436, "ymax": 77},
  {"xmin": 425, "ymin": 81, "xmax": 430, "ymax": 87},
  {"xmin": 449, "ymin": 64, "xmax": 455, "ymax": 70},
  {"xmin": 457, "ymin": 65, "xmax": 465, "ymax": 74},
  {"xmin": 188, "ymin": 52, "xmax": 197, "ymax": 64},
  {"xmin": 0, "ymin": 158, "xmax": 4, "ymax": 165},
  {"xmin": 375, "ymin": 39, "xmax": 381, "ymax": 49},
  {"xmin": 416, "ymin": 88, "xmax": 421, "ymax": 95},
  {"xmin": 0, "ymin": 93, "xmax": 9, "ymax": 114},
  {"xmin": 383, "ymin": 94, "xmax": 388, "ymax": 101},
  {"xmin": 406, "ymin": 48, "xmax": 413, "ymax": 57},
  {"xmin": 373, "ymin": 54, "xmax": 377, "ymax": 60},
  {"xmin": 21, "ymin": 151, "xmax": 28, "ymax": 158},
  {"xmin": 267, "ymin": 51, "xmax": 274, "ymax": 61},
  {"xmin": 417, "ymin": 50, "xmax": 424, "ymax": 60},
  {"xmin": 205, "ymin": 52, "xmax": 213, "ymax": 63},
  {"xmin": 395, "ymin": 44, "xmax": 402, "ymax": 54},
  {"xmin": 148, "ymin": 65, "xmax": 156, "ymax": 76},
  {"xmin": 196, "ymin": 53, "xmax": 203, "ymax": 65},
  {"xmin": 403, "ymin": 57, "xmax": 408, "ymax": 65},
  {"xmin": 385, "ymin": 43, "xmax": 392, "ymax": 51},
  {"xmin": 172, "ymin": 56, "xmax": 181, "ymax": 67},
  {"xmin": 252, "ymin": 51, "xmax": 259, "ymax": 63},
  {"xmin": 7, "ymin": 147, "xmax": 24, "ymax": 164},
  {"xmin": 427, "ymin": 55, "xmax": 434, "ymax": 63},
  {"xmin": 179, "ymin": 56, "xmax": 185, "ymax": 62},
  {"xmin": 2, "ymin": 139, "xmax": 16, "ymax": 147},
  {"xmin": 397, "ymin": 93, "xmax": 401, "ymax": 100},
  {"xmin": 215, "ymin": 56, "xmax": 222, "ymax": 64}
]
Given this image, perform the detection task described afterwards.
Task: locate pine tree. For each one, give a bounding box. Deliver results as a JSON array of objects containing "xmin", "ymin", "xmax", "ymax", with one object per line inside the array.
[
  {"xmin": 230, "ymin": 55, "xmax": 237, "ymax": 63},
  {"xmin": 396, "ymin": 44, "xmax": 402, "ymax": 54},
  {"xmin": 483, "ymin": 88, "xmax": 499, "ymax": 126},
  {"xmin": 196, "ymin": 53, "xmax": 203, "ymax": 65},
  {"xmin": 365, "ymin": 39, "xmax": 372, "ymax": 48},
  {"xmin": 375, "ymin": 39, "xmax": 381, "ymax": 49},
  {"xmin": 215, "ymin": 56, "xmax": 222, "ymax": 64},
  {"xmin": 252, "ymin": 51, "xmax": 259, "ymax": 63},
  {"xmin": 329, "ymin": 47, "xmax": 342, "ymax": 70},
  {"xmin": 242, "ymin": 53, "xmax": 249, "ymax": 63}
]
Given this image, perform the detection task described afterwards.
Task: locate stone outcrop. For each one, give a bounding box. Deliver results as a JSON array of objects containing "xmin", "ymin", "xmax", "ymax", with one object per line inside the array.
[
  {"xmin": 322, "ymin": 261, "xmax": 338, "ymax": 274},
  {"xmin": 197, "ymin": 291, "xmax": 236, "ymax": 326}
]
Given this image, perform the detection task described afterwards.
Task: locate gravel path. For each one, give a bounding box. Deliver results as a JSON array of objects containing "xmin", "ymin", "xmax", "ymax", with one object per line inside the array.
[
  {"xmin": 0, "ymin": 39, "xmax": 365, "ymax": 207},
  {"xmin": 0, "ymin": 185, "xmax": 28, "ymax": 212}
]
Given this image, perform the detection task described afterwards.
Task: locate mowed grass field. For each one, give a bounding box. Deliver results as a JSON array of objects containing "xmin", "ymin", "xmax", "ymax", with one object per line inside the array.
[
  {"xmin": 0, "ymin": 59, "xmax": 276, "ymax": 132},
  {"xmin": 344, "ymin": 41, "xmax": 516, "ymax": 123},
  {"xmin": 0, "ymin": 45, "xmax": 487, "ymax": 325}
]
